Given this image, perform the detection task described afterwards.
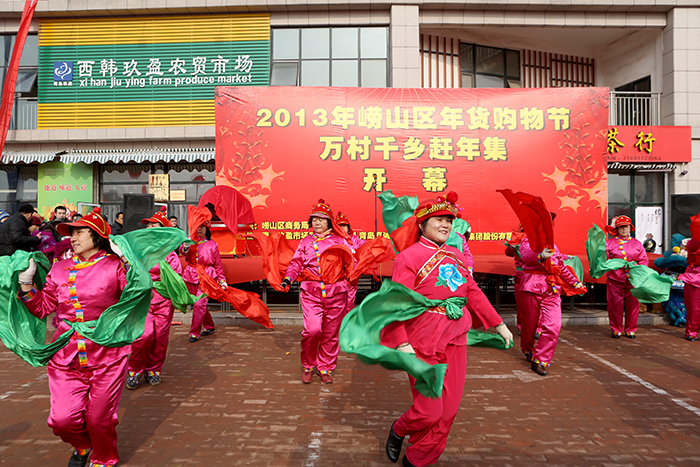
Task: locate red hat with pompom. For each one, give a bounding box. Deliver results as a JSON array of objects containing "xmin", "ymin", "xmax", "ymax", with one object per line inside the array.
[
  {"xmin": 56, "ymin": 207, "xmax": 112, "ymax": 239},
  {"xmin": 310, "ymin": 198, "xmax": 333, "ymax": 220},
  {"xmin": 605, "ymin": 215, "xmax": 635, "ymax": 236},
  {"xmin": 336, "ymin": 211, "xmax": 350, "ymax": 226},
  {"xmin": 141, "ymin": 206, "xmax": 169, "ymax": 227},
  {"xmin": 414, "ymin": 191, "xmax": 462, "ymax": 224}
]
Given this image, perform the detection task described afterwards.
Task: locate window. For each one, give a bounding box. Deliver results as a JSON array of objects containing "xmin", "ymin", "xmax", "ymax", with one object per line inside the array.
[
  {"xmin": 613, "ymin": 76, "xmax": 654, "ymax": 125},
  {"xmin": 0, "ymin": 35, "xmax": 38, "ymax": 130},
  {"xmin": 0, "ymin": 165, "xmax": 38, "ymax": 213},
  {"xmin": 607, "ymin": 169, "xmax": 664, "ymax": 236},
  {"xmin": 460, "ymin": 43, "xmax": 520, "ymax": 88},
  {"xmin": 271, "ymin": 27, "xmax": 388, "ymax": 87},
  {"xmin": 100, "ymin": 163, "xmax": 214, "ymax": 235}
]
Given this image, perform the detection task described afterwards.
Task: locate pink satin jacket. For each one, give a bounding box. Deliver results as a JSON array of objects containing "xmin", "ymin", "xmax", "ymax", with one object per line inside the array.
[
  {"xmin": 181, "ymin": 239, "xmax": 225, "ymax": 285},
  {"xmin": 605, "ymin": 236, "xmax": 648, "ymax": 284},
  {"xmin": 519, "ymin": 237, "xmax": 578, "ymax": 295},
  {"xmin": 21, "ymin": 251, "xmax": 129, "ymax": 367}
]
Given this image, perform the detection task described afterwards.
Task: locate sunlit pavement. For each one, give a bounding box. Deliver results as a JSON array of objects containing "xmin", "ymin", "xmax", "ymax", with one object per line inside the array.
[{"xmin": 1, "ymin": 322, "xmax": 699, "ymax": 466}]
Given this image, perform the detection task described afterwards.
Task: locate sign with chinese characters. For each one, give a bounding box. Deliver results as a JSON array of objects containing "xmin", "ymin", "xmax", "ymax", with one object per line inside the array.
[
  {"xmin": 216, "ymin": 86, "xmax": 610, "ymax": 267},
  {"xmin": 37, "ymin": 162, "xmax": 93, "ymax": 220},
  {"xmin": 149, "ymin": 174, "xmax": 169, "ymax": 202},
  {"xmin": 37, "ymin": 15, "xmax": 270, "ymax": 128},
  {"xmin": 169, "ymin": 189, "xmax": 186, "ymax": 202},
  {"xmin": 606, "ymin": 125, "xmax": 691, "ymax": 163}
]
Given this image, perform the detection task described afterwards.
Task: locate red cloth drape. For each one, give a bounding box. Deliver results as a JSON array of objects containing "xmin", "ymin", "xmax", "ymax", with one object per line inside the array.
[
  {"xmin": 390, "ymin": 215, "xmax": 421, "ymax": 253},
  {"xmin": 348, "ymin": 236, "xmax": 395, "ymax": 283},
  {"xmin": 497, "ymin": 189, "xmax": 554, "ymax": 254},
  {"xmin": 198, "ymin": 186, "xmax": 255, "ymax": 234},
  {"xmin": 0, "ymin": 0, "xmax": 38, "ymax": 158},
  {"xmin": 296, "ymin": 244, "xmax": 354, "ymax": 284},
  {"xmin": 252, "ymin": 232, "xmax": 296, "ymax": 292},
  {"xmin": 196, "ymin": 265, "xmax": 273, "ymax": 329},
  {"xmin": 544, "ymin": 260, "xmax": 587, "ymax": 296}
]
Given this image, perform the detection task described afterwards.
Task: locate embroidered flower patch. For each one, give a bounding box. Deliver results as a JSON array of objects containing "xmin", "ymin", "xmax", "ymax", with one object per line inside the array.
[{"xmin": 435, "ymin": 263, "xmax": 465, "ymax": 292}]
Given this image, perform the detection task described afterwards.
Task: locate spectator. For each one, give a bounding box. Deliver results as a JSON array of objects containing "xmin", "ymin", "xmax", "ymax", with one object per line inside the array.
[
  {"xmin": 111, "ymin": 212, "xmax": 124, "ymax": 235},
  {"xmin": 50, "ymin": 205, "xmax": 68, "ymax": 225},
  {"xmin": 28, "ymin": 215, "xmax": 42, "ymax": 233},
  {"xmin": 0, "ymin": 210, "xmax": 9, "ymax": 224},
  {"xmin": 72, "ymin": 213, "xmax": 83, "ymax": 221},
  {"xmin": 0, "ymin": 204, "xmax": 41, "ymax": 256},
  {"xmin": 169, "ymin": 215, "xmax": 181, "ymax": 229}
]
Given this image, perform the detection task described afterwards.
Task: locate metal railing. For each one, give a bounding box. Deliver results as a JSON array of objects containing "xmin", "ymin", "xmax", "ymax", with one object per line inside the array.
[{"xmin": 609, "ymin": 91, "xmax": 661, "ymax": 126}]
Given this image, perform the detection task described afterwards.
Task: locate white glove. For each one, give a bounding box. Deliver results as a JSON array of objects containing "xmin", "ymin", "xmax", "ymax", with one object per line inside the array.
[
  {"xmin": 18, "ymin": 258, "xmax": 36, "ymax": 284},
  {"xmin": 496, "ymin": 323, "xmax": 513, "ymax": 347},
  {"xmin": 109, "ymin": 239, "xmax": 124, "ymax": 258},
  {"xmin": 397, "ymin": 343, "xmax": 415, "ymax": 354},
  {"xmin": 181, "ymin": 244, "xmax": 190, "ymax": 254},
  {"xmin": 539, "ymin": 248, "xmax": 554, "ymax": 260}
]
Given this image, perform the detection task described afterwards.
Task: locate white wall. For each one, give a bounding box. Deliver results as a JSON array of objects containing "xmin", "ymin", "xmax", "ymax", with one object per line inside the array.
[{"xmin": 595, "ymin": 29, "xmax": 662, "ymax": 92}]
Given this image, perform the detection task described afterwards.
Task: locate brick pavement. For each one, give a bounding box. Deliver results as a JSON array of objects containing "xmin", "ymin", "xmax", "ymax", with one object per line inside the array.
[{"xmin": 2, "ymin": 323, "xmax": 700, "ymax": 466}]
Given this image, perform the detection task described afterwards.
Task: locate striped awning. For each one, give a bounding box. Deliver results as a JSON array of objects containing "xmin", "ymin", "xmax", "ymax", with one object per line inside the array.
[
  {"xmin": 61, "ymin": 148, "xmax": 215, "ymax": 164},
  {"xmin": 1, "ymin": 151, "xmax": 59, "ymax": 164}
]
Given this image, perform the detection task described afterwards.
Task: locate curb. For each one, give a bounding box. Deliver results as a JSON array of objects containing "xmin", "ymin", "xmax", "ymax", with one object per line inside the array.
[{"xmin": 174, "ymin": 310, "xmax": 671, "ymax": 328}]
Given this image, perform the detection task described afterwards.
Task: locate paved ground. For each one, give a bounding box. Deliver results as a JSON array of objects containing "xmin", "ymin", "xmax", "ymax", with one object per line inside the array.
[{"xmin": 2, "ymin": 321, "xmax": 700, "ymax": 466}]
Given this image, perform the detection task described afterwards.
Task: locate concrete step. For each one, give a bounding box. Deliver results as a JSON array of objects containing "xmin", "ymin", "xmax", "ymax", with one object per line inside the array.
[{"xmin": 173, "ymin": 309, "xmax": 671, "ymax": 327}]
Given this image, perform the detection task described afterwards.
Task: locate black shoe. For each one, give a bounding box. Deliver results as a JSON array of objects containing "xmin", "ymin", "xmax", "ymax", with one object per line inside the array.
[
  {"xmin": 201, "ymin": 328, "xmax": 216, "ymax": 337},
  {"xmin": 611, "ymin": 332, "xmax": 621, "ymax": 339},
  {"xmin": 189, "ymin": 335, "xmax": 200, "ymax": 343},
  {"xmin": 385, "ymin": 422, "xmax": 404, "ymax": 463},
  {"xmin": 624, "ymin": 333, "xmax": 636, "ymax": 339},
  {"xmin": 402, "ymin": 454, "xmax": 418, "ymax": 467},
  {"xmin": 68, "ymin": 451, "xmax": 89, "ymax": 467},
  {"xmin": 686, "ymin": 335, "xmax": 698, "ymax": 342},
  {"xmin": 531, "ymin": 362, "xmax": 548, "ymax": 376}
]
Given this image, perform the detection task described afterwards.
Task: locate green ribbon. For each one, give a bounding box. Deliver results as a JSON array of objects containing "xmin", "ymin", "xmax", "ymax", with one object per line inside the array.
[
  {"xmin": 0, "ymin": 228, "xmax": 189, "ymax": 367},
  {"xmin": 340, "ymin": 280, "xmax": 511, "ymax": 398},
  {"xmin": 153, "ymin": 259, "xmax": 206, "ymax": 312},
  {"xmin": 446, "ymin": 218, "xmax": 471, "ymax": 254},
  {"xmin": 379, "ymin": 190, "xmax": 419, "ymax": 235},
  {"xmin": 586, "ymin": 224, "xmax": 672, "ymax": 303}
]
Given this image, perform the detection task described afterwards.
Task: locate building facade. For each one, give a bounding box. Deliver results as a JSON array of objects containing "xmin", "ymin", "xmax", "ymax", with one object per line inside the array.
[{"xmin": 0, "ymin": 1, "xmax": 697, "ymax": 250}]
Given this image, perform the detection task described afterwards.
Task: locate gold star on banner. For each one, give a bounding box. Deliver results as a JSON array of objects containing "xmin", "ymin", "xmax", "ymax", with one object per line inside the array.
[
  {"xmin": 558, "ymin": 194, "xmax": 581, "ymax": 212},
  {"xmin": 256, "ymin": 165, "xmax": 285, "ymax": 191},
  {"xmin": 542, "ymin": 166, "xmax": 572, "ymax": 195}
]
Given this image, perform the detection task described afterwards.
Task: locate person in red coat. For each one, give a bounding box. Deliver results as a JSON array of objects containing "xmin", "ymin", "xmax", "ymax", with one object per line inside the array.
[{"xmin": 381, "ymin": 192, "xmax": 512, "ymax": 467}]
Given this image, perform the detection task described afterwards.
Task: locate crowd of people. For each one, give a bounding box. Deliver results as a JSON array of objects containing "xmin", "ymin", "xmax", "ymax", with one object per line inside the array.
[{"xmin": 0, "ymin": 196, "xmax": 688, "ymax": 467}]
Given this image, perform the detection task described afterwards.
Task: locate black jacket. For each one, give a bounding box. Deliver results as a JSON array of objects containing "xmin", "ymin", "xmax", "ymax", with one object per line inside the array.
[
  {"xmin": 0, "ymin": 212, "xmax": 41, "ymax": 256},
  {"xmin": 111, "ymin": 222, "xmax": 123, "ymax": 235}
]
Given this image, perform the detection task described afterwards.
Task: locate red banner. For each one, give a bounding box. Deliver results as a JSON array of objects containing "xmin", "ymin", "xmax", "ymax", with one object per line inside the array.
[
  {"xmin": 215, "ymin": 86, "xmax": 610, "ymax": 276},
  {"xmin": 0, "ymin": 0, "xmax": 38, "ymax": 159},
  {"xmin": 606, "ymin": 125, "xmax": 692, "ymax": 163}
]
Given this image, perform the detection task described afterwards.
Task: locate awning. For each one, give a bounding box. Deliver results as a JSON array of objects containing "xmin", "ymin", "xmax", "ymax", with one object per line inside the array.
[
  {"xmin": 61, "ymin": 148, "xmax": 215, "ymax": 164},
  {"xmin": 1, "ymin": 151, "xmax": 58, "ymax": 164}
]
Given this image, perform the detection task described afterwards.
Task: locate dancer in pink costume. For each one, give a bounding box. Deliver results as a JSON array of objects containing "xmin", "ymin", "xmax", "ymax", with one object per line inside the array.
[
  {"xmin": 604, "ymin": 215, "xmax": 648, "ymax": 339},
  {"xmin": 336, "ymin": 211, "xmax": 366, "ymax": 314},
  {"xmin": 282, "ymin": 199, "xmax": 350, "ymax": 384},
  {"xmin": 381, "ymin": 192, "xmax": 513, "ymax": 467},
  {"xmin": 18, "ymin": 208, "xmax": 128, "ymax": 467},
  {"xmin": 681, "ymin": 236, "xmax": 700, "ymax": 341},
  {"xmin": 180, "ymin": 218, "xmax": 226, "ymax": 343},
  {"xmin": 519, "ymin": 235, "xmax": 582, "ymax": 376},
  {"xmin": 126, "ymin": 207, "xmax": 183, "ymax": 389}
]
